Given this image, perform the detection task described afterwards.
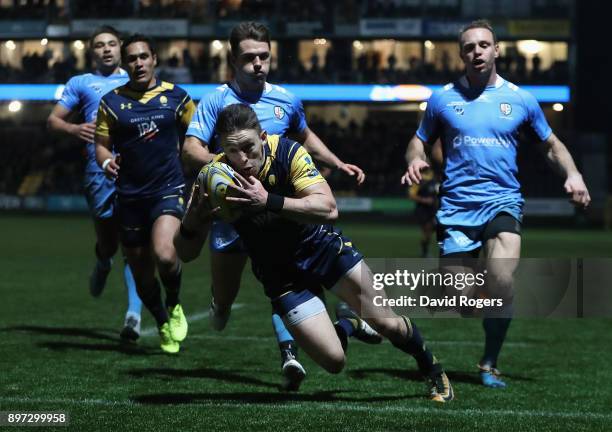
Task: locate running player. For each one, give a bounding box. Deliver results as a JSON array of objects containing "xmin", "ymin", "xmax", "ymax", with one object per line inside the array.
[
  {"xmin": 47, "ymin": 25, "xmax": 142, "ymax": 342},
  {"xmin": 401, "ymin": 19, "xmax": 590, "ymax": 388},
  {"xmin": 95, "ymin": 34, "xmax": 195, "ymax": 354}
]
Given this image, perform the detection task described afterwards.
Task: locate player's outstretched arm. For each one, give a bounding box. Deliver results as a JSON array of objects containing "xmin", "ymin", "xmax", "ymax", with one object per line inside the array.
[
  {"xmin": 174, "ymin": 183, "xmax": 216, "ymax": 262},
  {"xmin": 227, "ymin": 172, "xmax": 338, "ymax": 224},
  {"xmin": 182, "ymin": 136, "xmax": 216, "ymax": 176},
  {"xmin": 401, "ymin": 135, "xmax": 430, "ymax": 186},
  {"xmin": 47, "ymin": 104, "xmax": 96, "ymax": 142},
  {"xmin": 295, "ymin": 127, "xmax": 365, "ymax": 185},
  {"xmin": 538, "ymin": 133, "xmax": 591, "ymax": 208}
]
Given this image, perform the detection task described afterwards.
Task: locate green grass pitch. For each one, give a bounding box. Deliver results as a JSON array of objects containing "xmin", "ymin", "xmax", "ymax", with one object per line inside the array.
[{"xmin": 1, "ymin": 215, "xmax": 611, "ymax": 431}]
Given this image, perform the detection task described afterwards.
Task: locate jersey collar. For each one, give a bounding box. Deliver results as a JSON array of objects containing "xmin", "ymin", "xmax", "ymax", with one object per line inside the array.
[
  {"xmin": 229, "ymin": 80, "xmax": 272, "ymax": 99},
  {"xmin": 459, "ymin": 74, "xmax": 504, "ymax": 89},
  {"xmin": 94, "ymin": 68, "xmax": 128, "ymax": 78}
]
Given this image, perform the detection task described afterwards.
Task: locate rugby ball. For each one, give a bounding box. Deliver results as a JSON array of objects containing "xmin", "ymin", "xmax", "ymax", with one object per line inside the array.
[{"xmin": 197, "ymin": 161, "xmax": 242, "ymax": 222}]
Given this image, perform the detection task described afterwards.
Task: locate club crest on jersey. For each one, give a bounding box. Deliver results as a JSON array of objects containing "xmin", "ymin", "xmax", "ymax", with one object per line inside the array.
[
  {"xmin": 274, "ymin": 106, "xmax": 285, "ymax": 120},
  {"xmin": 500, "ymin": 103, "xmax": 512, "ymax": 116},
  {"xmin": 160, "ymin": 95, "xmax": 168, "ymax": 106}
]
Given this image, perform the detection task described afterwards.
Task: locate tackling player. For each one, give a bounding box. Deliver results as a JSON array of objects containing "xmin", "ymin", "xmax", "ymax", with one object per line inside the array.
[
  {"xmin": 47, "ymin": 25, "xmax": 142, "ymax": 342},
  {"xmin": 95, "ymin": 34, "xmax": 195, "ymax": 354}
]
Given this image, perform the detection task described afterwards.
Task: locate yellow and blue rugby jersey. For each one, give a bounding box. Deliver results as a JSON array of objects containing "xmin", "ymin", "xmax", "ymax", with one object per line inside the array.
[
  {"xmin": 96, "ymin": 80, "xmax": 196, "ymax": 199},
  {"xmin": 215, "ymin": 135, "xmax": 329, "ymax": 274}
]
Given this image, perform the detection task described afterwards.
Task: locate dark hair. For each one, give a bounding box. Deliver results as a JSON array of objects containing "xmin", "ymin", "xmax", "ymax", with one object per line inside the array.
[
  {"xmin": 89, "ymin": 25, "xmax": 121, "ymax": 49},
  {"xmin": 216, "ymin": 104, "xmax": 262, "ymax": 138},
  {"xmin": 121, "ymin": 33, "xmax": 156, "ymax": 60},
  {"xmin": 229, "ymin": 21, "xmax": 271, "ymax": 56},
  {"xmin": 458, "ymin": 19, "xmax": 497, "ymax": 48}
]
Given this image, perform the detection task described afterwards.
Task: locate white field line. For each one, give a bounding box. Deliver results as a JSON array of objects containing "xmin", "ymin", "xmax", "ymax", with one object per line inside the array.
[
  {"xmin": 1, "ymin": 397, "xmax": 611, "ymax": 421},
  {"xmin": 139, "ymin": 304, "xmax": 245, "ymax": 337},
  {"xmin": 187, "ymin": 333, "xmax": 531, "ymax": 347}
]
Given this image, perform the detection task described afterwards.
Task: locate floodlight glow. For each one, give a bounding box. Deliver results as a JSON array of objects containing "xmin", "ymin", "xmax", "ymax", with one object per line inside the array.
[
  {"xmin": 552, "ymin": 103, "xmax": 564, "ymax": 112},
  {"xmin": 517, "ymin": 40, "xmax": 543, "ymax": 55},
  {"xmin": 8, "ymin": 100, "xmax": 22, "ymax": 112}
]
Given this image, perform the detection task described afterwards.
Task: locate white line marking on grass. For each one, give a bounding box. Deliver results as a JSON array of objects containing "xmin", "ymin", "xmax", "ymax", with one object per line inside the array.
[
  {"xmin": 139, "ymin": 304, "xmax": 245, "ymax": 337},
  {"xmin": 2, "ymin": 397, "xmax": 611, "ymax": 421},
  {"xmin": 187, "ymin": 333, "xmax": 530, "ymax": 347}
]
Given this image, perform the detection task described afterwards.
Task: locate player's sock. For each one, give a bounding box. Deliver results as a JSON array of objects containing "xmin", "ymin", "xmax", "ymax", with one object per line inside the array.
[
  {"xmin": 161, "ymin": 264, "xmax": 182, "ymax": 308},
  {"xmin": 420, "ymin": 239, "xmax": 429, "ymax": 258},
  {"xmin": 272, "ymin": 313, "xmax": 293, "ymax": 344},
  {"xmin": 390, "ymin": 316, "xmax": 439, "ymax": 375},
  {"xmin": 481, "ymin": 303, "xmax": 513, "ymax": 366},
  {"xmin": 137, "ymin": 279, "xmax": 168, "ymax": 327},
  {"xmin": 123, "ymin": 259, "xmax": 142, "ymax": 315},
  {"xmin": 334, "ymin": 317, "xmax": 357, "ymax": 352},
  {"xmin": 95, "ymin": 243, "xmax": 113, "ymax": 270},
  {"xmin": 481, "ymin": 317, "xmax": 512, "ymax": 366}
]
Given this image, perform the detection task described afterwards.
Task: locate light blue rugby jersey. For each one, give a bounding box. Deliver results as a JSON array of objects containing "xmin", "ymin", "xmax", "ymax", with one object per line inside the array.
[
  {"xmin": 186, "ymin": 81, "xmax": 307, "ymax": 152},
  {"xmin": 416, "ymin": 75, "xmax": 552, "ymax": 227},
  {"xmin": 58, "ymin": 70, "xmax": 129, "ymax": 174}
]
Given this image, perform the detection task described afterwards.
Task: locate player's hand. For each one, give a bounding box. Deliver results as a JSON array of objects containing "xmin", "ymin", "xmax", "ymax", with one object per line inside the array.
[
  {"xmin": 183, "ymin": 183, "xmax": 218, "ymax": 231},
  {"xmin": 226, "ymin": 172, "xmax": 268, "ymax": 210},
  {"xmin": 401, "ymin": 158, "xmax": 430, "ymax": 185},
  {"xmin": 103, "ymin": 154, "xmax": 121, "ymax": 179},
  {"xmin": 74, "ymin": 121, "xmax": 96, "ymax": 142},
  {"xmin": 564, "ymin": 173, "xmax": 591, "ymax": 208},
  {"xmin": 337, "ymin": 162, "xmax": 366, "ymax": 185}
]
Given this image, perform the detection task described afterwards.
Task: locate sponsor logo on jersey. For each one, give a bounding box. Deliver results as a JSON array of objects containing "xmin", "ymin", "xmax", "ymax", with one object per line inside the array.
[
  {"xmin": 452, "ymin": 135, "xmax": 511, "ymax": 149},
  {"xmin": 121, "ymin": 102, "xmax": 132, "ymax": 110}
]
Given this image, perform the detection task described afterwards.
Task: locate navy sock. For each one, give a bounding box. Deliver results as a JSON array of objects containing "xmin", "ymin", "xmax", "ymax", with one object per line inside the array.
[
  {"xmin": 137, "ymin": 279, "xmax": 168, "ymax": 327},
  {"xmin": 334, "ymin": 317, "xmax": 356, "ymax": 352},
  {"xmin": 94, "ymin": 243, "xmax": 112, "ymax": 270},
  {"xmin": 481, "ymin": 317, "xmax": 512, "ymax": 367},
  {"xmin": 161, "ymin": 265, "xmax": 182, "ymax": 308},
  {"xmin": 390, "ymin": 316, "xmax": 439, "ymax": 376}
]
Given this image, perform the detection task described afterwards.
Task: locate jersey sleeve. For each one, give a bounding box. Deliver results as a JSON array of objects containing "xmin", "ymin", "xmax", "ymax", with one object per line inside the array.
[
  {"xmin": 522, "ymin": 90, "xmax": 552, "ymax": 142},
  {"xmin": 95, "ymin": 98, "xmax": 116, "ymax": 138},
  {"xmin": 57, "ymin": 76, "xmax": 81, "ymax": 111},
  {"xmin": 176, "ymin": 91, "xmax": 197, "ymax": 130},
  {"xmin": 416, "ymin": 91, "xmax": 442, "ymax": 144},
  {"xmin": 288, "ymin": 92, "xmax": 308, "ymax": 134},
  {"xmin": 289, "ymin": 145, "xmax": 326, "ymax": 192},
  {"xmin": 186, "ymin": 91, "xmax": 221, "ymax": 144}
]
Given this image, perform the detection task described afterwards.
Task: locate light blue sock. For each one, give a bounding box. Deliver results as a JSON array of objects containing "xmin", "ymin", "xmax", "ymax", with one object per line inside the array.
[
  {"xmin": 272, "ymin": 313, "xmax": 293, "ymax": 344},
  {"xmin": 123, "ymin": 261, "xmax": 142, "ymax": 316}
]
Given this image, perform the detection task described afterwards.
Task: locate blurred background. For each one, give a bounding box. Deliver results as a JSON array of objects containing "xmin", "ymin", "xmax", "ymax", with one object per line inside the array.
[{"xmin": 0, "ymin": 0, "xmax": 609, "ymax": 228}]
